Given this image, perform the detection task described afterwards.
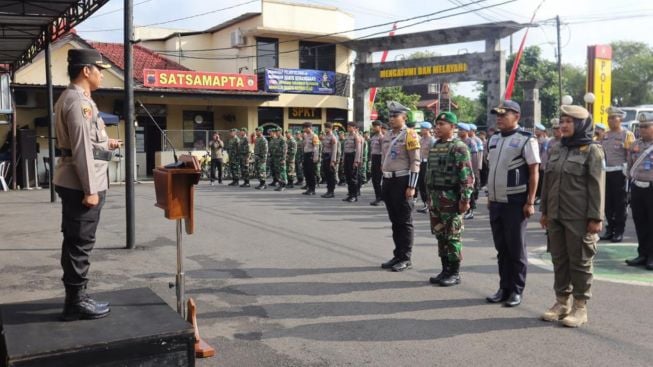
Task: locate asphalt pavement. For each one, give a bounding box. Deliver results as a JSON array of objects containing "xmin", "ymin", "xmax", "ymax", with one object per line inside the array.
[{"xmin": 0, "ymin": 182, "xmax": 651, "ymax": 367}]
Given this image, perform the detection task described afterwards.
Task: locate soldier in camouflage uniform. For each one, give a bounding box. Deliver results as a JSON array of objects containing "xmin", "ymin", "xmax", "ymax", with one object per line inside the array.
[
  {"xmin": 426, "ymin": 111, "xmax": 474, "ymax": 287},
  {"xmin": 238, "ymin": 128, "xmax": 251, "ymax": 187},
  {"xmin": 253, "ymin": 127, "xmax": 268, "ymax": 189},
  {"xmin": 285, "ymin": 130, "xmax": 297, "ymax": 188},
  {"xmin": 337, "ymin": 130, "xmax": 346, "ymax": 186},
  {"xmin": 226, "ymin": 128, "xmax": 241, "ymax": 186},
  {"xmin": 270, "ymin": 128, "xmax": 288, "ymax": 191},
  {"xmin": 295, "ymin": 131, "xmax": 304, "ymax": 186}
]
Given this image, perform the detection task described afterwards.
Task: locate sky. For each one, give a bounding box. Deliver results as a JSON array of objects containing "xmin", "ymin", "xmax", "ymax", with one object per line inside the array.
[{"xmin": 74, "ymin": 0, "xmax": 653, "ymax": 97}]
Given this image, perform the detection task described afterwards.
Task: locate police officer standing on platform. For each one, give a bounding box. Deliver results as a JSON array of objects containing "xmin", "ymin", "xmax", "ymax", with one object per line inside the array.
[
  {"xmin": 600, "ymin": 106, "xmax": 635, "ymax": 242},
  {"xmin": 369, "ymin": 120, "xmax": 385, "ymax": 206},
  {"xmin": 486, "ymin": 100, "xmax": 540, "ymax": 307},
  {"xmin": 380, "ymin": 101, "xmax": 421, "ymax": 272},
  {"xmin": 54, "ymin": 49, "xmax": 120, "ymax": 321},
  {"xmin": 626, "ymin": 112, "xmax": 653, "ymax": 270}
]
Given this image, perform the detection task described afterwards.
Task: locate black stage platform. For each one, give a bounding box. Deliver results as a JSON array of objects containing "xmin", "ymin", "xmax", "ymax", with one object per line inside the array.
[{"xmin": 0, "ymin": 288, "xmax": 195, "ymax": 367}]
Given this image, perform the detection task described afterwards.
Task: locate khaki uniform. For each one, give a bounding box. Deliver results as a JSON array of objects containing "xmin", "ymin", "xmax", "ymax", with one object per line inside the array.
[
  {"xmin": 541, "ymin": 143, "xmax": 605, "ymax": 299},
  {"xmin": 54, "ymin": 84, "xmax": 109, "ymax": 194}
]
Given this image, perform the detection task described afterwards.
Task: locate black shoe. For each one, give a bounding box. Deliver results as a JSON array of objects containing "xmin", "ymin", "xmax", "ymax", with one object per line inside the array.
[
  {"xmin": 381, "ymin": 258, "xmax": 401, "ymax": 269},
  {"xmin": 301, "ymin": 185, "xmax": 308, "ymax": 190},
  {"xmin": 287, "ymin": 183, "xmax": 294, "ymax": 189},
  {"xmin": 503, "ymin": 292, "xmax": 522, "ymax": 307},
  {"xmin": 463, "ymin": 210, "xmax": 474, "ymax": 220},
  {"xmin": 646, "ymin": 259, "xmax": 653, "ymax": 271},
  {"xmin": 429, "ymin": 258, "xmax": 448, "ymax": 285},
  {"xmin": 417, "ymin": 206, "xmax": 428, "ymax": 213},
  {"xmin": 61, "ymin": 296, "xmax": 110, "ymax": 321},
  {"xmin": 369, "ymin": 199, "xmax": 382, "ymax": 206},
  {"xmin": 626, "ymin": 256, "xmax": 647, "ymax": 266},
  {"xmin": 486, "ymin": 289, "xmax": 509, "ymax": 303},
  {"xmin": 321, "ymin": 192, "xmax": 334, "ymax": 198},
  {"xmin": 346, "ymin": 196, "xmax": 358, "ymax": 202},
  {"xmin": 611, "ymin": 233, "xmax": 624, "ymax": 243},
  {"xmin": 239, "ymin": 182, "xmax": 250, "ymax": 188},
  {"xmin": 391, "ymin": 260, "xmax": 412, "ymax": 272},
  {"xmin": 274, "ymin": 186, "xmax": 285, "ymax": 192},
  {"xmin": 228, "ymin": 181, "xmax": 239, "ymax": 186},
  {"xmin": 438, "ymin": 261, "xmax": 460, "ymax": 287},
  {"xmin": 342, "ymin": 196, "xmax": 352, "ymax": 202},
  {"xmin": 269, "ymin": 181, "xmax": 278, "ymax": 187},
  {"xmin": 599, "ymin": 229, "xmax": 613, "ymax": 241},
  {"xmin": 302, "ymin": 190, "xmax": 316, "ymax": 195}
]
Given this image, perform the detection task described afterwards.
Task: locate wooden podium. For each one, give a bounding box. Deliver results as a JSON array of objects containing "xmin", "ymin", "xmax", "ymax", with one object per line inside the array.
[{"xmin": 153, "ymin": 155, "xmax": 215, "ymax": 358}]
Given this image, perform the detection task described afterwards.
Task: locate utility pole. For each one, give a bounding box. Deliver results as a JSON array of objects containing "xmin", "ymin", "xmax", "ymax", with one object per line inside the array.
[
  {"xmin": 556, "ymin": 15, "xmax": 562, "ymax": 106},
  {"xmin": 124, "ymin": 0, "xmax": 136, "ymax": 249}
]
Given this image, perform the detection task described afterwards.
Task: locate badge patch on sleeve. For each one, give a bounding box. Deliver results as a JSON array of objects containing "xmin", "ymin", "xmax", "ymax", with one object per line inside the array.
[
  {"xmin": 81, "ymin": 104, "xmax": 92, "ymax": 120},
  {"xmin": 405, "ymin": 128, "xmax": 420, "ymax": 150}
]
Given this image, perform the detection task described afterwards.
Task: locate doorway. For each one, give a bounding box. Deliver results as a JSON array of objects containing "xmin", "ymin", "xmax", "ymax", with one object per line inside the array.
[{"xmin": 136, "ymin": 116, "xmax": 166, "ymax": 176}]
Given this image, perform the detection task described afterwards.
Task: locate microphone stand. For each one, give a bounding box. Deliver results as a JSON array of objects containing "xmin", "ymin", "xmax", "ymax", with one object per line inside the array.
[{"xmin": 136, "ymin": 100, "xmax": 184, "ymax": 168}]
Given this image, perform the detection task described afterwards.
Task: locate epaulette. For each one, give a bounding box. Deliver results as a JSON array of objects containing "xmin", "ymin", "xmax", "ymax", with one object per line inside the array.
[{"xmin": 516, "ymin": 130, "xmax": 533, "ymax": 137}]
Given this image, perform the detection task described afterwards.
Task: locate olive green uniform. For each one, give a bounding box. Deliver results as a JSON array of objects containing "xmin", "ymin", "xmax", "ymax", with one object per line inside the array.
[{"xmin": 541, "ymin": 143, "xmax": 605, "ymax": 300}]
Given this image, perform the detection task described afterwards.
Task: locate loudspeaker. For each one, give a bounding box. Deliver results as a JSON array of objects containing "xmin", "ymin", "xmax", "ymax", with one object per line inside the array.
[{"xmin": 18, "ymin": 129, "xmax": 37, "ymax": 159}]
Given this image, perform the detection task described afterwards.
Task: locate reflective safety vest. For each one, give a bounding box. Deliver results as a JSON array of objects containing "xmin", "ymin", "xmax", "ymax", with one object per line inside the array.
[{"xmin": 487, "ymin": 130, "xmax": 532, "ymax": 203}]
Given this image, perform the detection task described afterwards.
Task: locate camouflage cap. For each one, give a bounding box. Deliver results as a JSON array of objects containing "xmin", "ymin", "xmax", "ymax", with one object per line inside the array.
[{"xmin": 436, "ymin": 111, "xmax": 458, "ymax": 125}]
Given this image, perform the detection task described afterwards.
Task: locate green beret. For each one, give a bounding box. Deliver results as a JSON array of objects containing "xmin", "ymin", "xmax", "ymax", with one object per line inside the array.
[{"xmin": 436, "ymin": 111, "xmax": 458, "ymax": 125}]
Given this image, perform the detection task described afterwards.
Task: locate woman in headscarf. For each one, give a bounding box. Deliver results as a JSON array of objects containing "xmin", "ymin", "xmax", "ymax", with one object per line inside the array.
[{"xmin": 539, "ymin": 105, "xmax": 605, "ymax": 327}]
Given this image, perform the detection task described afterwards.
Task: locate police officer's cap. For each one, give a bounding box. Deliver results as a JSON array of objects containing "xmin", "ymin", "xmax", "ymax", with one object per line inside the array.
[
  {"xmin": 372, "ymin": 120, "xmax": 382, "ymax": 127},
  {"xmin": 347, "ymin": 121, "xmax": 358, "ymax": 127},
  {"xmin": 302, "ymin": 121, "xmax": 313, "ymax": 128},
  {"xmin": 436, "ymin": 111, "xmax": 458, "ymax": 125},
  {"xmin": 594, "ymin": 123, "xmax": 607, "ymax": 130},
  {"xmin": 387, "ymin": 101, "xmax": 410, "ymax": 114},
  {"xmin": 639, "ymin": 111, "xmax": 653, "ymax": 123},
  {"xmin": 420, "ymin": 121, "xmax": 432, "ymax": 129},
  {"xmin": 607, "ymin": 106, "xmax": 626, "ymax": 118},
  {"xmin": 491, "ymin": 99, "xmax": 521, "ymax": 114},
  {"xmin": 68, "ymin": 49, "xmax": 111, "ymax": 69},
  {"xmin": 535, "ymin": 123, "xmax": 546, "ymax": 131},
  {"xmin": 560, "ymin": 105, "xmax": 589, "ymax": 120}
]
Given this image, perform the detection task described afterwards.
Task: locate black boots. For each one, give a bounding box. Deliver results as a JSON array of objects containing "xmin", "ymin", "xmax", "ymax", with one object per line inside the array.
[
  {"xmin": 62, "ymin": 285, "xmax": 110, "ymax": 321},
  {"xmin": 255, "ymin": 180, "xmax": 267, "ymax": 190},
  {"xmin": 429, "ymin": 257, "xmax": 448, "ymax": 284},
  {"xmin": 599, "ymin": 227, "xmax": 613, "ymax": 241},
  {"xmin": 239, "ymin": 180, "xmax": 250, "ymax": 188},
  {"xmin": 228, "ymin": 179, "xmax": 239, "ymax": 186},
  {"xmin": 436, "ymin": 259, "xmax": 461, "ymax": 287},
  {"xmin": 287, "ymin": 179, "xmax": 294, "ymax": 189},
  {"xmin": 274, "ymin": 183, "xmax": 286, "ymax": 192}
]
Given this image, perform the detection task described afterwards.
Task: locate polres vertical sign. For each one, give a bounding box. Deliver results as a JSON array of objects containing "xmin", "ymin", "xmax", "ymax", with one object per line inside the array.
[{"xmin": 586, "ymin": 45, "xmax": 612, "ymax": 124}]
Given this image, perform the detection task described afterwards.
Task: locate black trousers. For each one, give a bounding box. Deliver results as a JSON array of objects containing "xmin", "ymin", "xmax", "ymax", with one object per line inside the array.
[
  {"xmin": 211, "ymin": 158, "xmax": 223, "ymax": 183},
  {"xmin": 321, "ymin": 153, "xmax": 336, "ymax": 193},
  {"xmin": 56, "ymin": 186, "xmax": 106, "ymax": 287},
  {"xmin": 371, "ymin": 154, "xmax": 383, "ymax": 200},
  {"xmin": 605, "ymin": 171, "xmax": 628, "ymax": 234},
  {"xmin": 489, "ymin": 201, "xmax": 528, "ymax": 294},
  {"xmin": 344, "ymin": 153, "xmax": 358, "ymax": 197},
  {"xmin": 631, "ymin": 185, "xmax": 653, "ymax": 258},
  {"xmin": 417, "ymin": 161, "xmax": 428, "ymax": 204},
  {"xmin": 303, "ymin": 153, "xmax": 316, "ymax": 191},
  {"xmin": 382, "ymin": 175, "xmax": 414, "ymax": 261}
]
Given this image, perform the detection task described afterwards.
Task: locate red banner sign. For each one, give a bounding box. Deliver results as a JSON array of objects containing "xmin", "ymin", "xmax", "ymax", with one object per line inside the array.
[{"xmin": 143, "ymin": 69, "xmax": 258, "ymax": 91}]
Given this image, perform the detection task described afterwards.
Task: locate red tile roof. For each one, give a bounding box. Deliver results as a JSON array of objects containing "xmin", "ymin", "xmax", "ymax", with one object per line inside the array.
[{"xmin": 89, "ymin": 42, "xmax": 190, "ymax": 83}]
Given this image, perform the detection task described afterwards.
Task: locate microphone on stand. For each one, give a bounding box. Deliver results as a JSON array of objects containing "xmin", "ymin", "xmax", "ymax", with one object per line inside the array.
[{"xmin": 136, "ymin": 100, "xmax": 184, "ymax": 168}]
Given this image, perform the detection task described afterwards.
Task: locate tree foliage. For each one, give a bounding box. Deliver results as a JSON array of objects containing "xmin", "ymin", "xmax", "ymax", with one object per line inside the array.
[
  {"xmin": 610, "ymin": 41, "xmax": 653, "ymax": 106},
  {"xmin": 373, "ymin": 87, "xmax": 421, "ymax": 121}
]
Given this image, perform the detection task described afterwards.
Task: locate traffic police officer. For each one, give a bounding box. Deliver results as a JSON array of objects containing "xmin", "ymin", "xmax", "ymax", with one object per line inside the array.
[
  {"xmin": 486, "ymin": 100, "xmax": 540, "ymax": 307},
  {"xmin": 254, "ymin": 127, "xmax": 268, "ymax": 189},
  {"xmin": 426, "ymin": 112, "xmax": 474, "ymax": 286},
  {"xmin": 540, "ymin": 104, "xmax": 605, "ymax": 327},
  {"xmin": 626, "ymin": 112, "xmax": 653, "ymax": 270},
  {"xmin": 320, "ymin": 122, "xmax": 339, "ymax": 198},
  {"xmin": 380, "ymin": 101, "xmax": 421, "ymax": 272},
  {"xmin": 600, "ymin": 106, "xmax": 635, "ymax": 242},
  {"xmin": 369, "ymin": 120, "xmax": 385, "ymax": 206},
  {"xmin": 54, "ymin": 49, "xmax": 118, "ymax": 320}
]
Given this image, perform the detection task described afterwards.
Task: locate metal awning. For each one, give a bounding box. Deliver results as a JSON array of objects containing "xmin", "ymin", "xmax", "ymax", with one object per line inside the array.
[{"xmin": 0, "ymin": 0, "xmax": 109, "ymax": 70}]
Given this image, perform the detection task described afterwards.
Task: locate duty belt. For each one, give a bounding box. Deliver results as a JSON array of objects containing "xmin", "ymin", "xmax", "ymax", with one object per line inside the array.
[
  {"xmin": 382, "ymin": 170, "xmax": 409, "ymax": 178},
  {"xmin": 605, "ymin": 165, "xmax": 624, "ymax": 172},
  {"xmin": 633, "ymin": 180, "xmax": 651, "ymax": 188}
]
